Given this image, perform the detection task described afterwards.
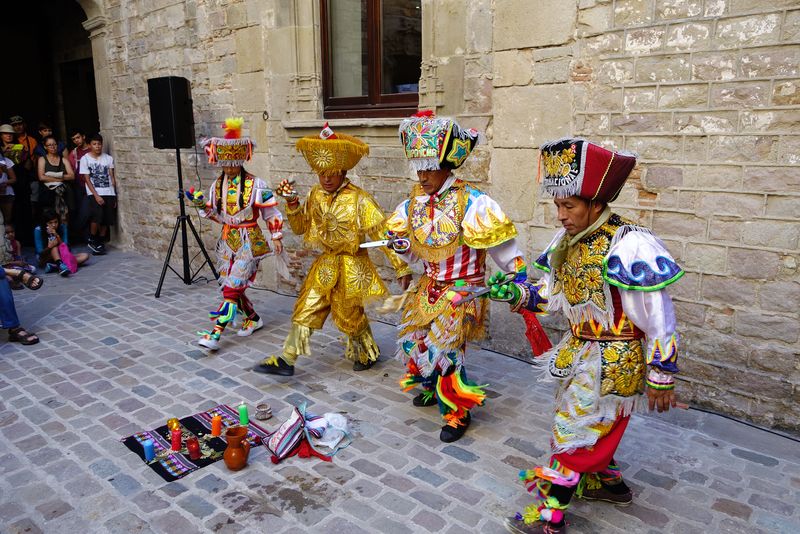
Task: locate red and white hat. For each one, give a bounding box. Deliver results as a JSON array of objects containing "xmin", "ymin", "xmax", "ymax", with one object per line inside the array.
[{"xmin": 539, "ymin": 138, "xmax": 637, "ymax": 203}]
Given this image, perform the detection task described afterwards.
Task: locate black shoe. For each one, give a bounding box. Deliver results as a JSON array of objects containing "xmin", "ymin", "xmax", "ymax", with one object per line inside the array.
[
  {"xmin": 352, "ymin": 359, "xmax": 376, "ymax": 372},
  {"xmin": 412, "ymin": 392, "xmax": 437, "ymax": 407},
  {"xmin": 440, "ymin": 412, "xmax": 471, "ymax": 443},
  {"xmin": 252, "ymin": 357, "xmax": 294, "ymax": 376},
  {"xmin": 88, "ymin": 241, "xmax": 105, "ymax": 255}
]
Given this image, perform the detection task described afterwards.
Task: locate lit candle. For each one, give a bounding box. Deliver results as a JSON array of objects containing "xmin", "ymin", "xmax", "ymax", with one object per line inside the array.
[
  {"xmin": 211, "ymin": 415, "xmax": 222, "ymax": 436},
  {"xmin": 238, "ymin": 402, "xmax": 249, "ymax": 426},
  {"xmin": 171, "ymin": 429, "xmax": 182, "ymax": 451},
  {"xmin": 167, "ymin": 418, "xmax": 180, "ymax": 431},
  {"xmin": 142, "ymin": 439, "xmax": 155, "ymax": 462}
]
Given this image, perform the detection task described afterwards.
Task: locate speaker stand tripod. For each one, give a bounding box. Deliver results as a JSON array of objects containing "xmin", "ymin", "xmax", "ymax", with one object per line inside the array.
[{"xmin": 155, "ymin": 147, "xmax": 218, "ymax": 298}]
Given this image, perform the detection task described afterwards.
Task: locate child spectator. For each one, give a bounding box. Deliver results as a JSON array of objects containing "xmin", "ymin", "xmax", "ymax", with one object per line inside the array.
[
  {"xmin": 34, "ymin": 208, "xmax": 89, "ymax": 277},
  {"xmin": 78, "ymin": 134, "xmax": 116, "ymax": 255},
  {"xmin": 69, "ymin": 129, "xmax": 92, "ymax": 242}
]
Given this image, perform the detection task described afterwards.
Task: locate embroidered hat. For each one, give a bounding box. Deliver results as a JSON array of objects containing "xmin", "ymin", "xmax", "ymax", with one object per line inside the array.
[
  {"xmin": 398, "ymin": 110, "xmax": 481, "ymax": 172},
  {"xmin": 540, "ymin": 138, "xmax": 637, "ymax": 204},
  {"xmin": 295, "ymin": 123, "xmax": 369, "ymax": 177},
  {"xmin": 202, "ymin": 117, "xmax": 255, "ymax": 167},
  {"xmin": 8, "ymin": 116, "xmax": 24, "ymax": 125}
]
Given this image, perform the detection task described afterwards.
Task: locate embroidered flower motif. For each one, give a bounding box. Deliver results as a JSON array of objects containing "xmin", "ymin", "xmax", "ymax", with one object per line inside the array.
[
  {"xmin": 589, "ymin": 234, "xmax": 610, "ymax": 255},
  {"xmin": 584, "ymin": 267, "xmax": 603, "ymax": 291}
]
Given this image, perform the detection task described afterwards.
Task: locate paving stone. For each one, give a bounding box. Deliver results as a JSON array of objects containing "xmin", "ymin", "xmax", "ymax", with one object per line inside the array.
[
  {"xmin": 351, "ymin": 458, "xmax": 386, "ymax": 477},
  {"xmin": 731, "ymin": 448, "xmax": 780, "ymax": 467},
  {"xmin": 320, "ymin": 516, "xmax": 370, "ymax": 534},
  {"xmin": 504, "ymin": 436, "xmax": 546, "ymax": 458},
  {"xmin": 107, "ymin": 473, "xmax": 142, "ymax": 496},
  {"xmin": 413, "ymin": 509, "xmax": 447, "ymax": 531},
  {"xmin": 409, "ymin": 489, "xmax": 451, "ymax": 512},
  {"xmin": 104, "ymin": 512, "xmax": 154, "ymax": 534},
  {"xmin": 131, "ymin": 385, "xmax": 156, "ymax": 398},
  {"xmin": 376, "ymin": 492, "xmax": 417, "ymax": 514},
  {"xmin": 178, "ymin": 495, "xmax": 217, "ymax": 518},
  {"xmin": 633, "ymin": 468, "xmax": 678, "ymax": 490},
  {"xmin": 441, "ymin": 444, "xmax": 479, "ymax": 463},
  {"xmin": 34, "ymin": 500, "xmax": 73, "ymax": 521},
  {"xmin": 197, "ymin": 473, "xmax": 230, "ymax": 494},
  {"xmin": 408, "ymin": 465, "xmax": 448, "ymax": 487},
  {"xmin": 712, "ymin": 497, "xmax": 753, "ymax": 521},
  {"xmin": 747, "ymin": 494, "xmax": 794, "ymax": 516},
  {"xmin": 89, "ymin": 458, "xmax": 120, "ymax": 478},
  {"xmin": 6, "ymin": 518, "xmax": 43, "ymax": 534}
]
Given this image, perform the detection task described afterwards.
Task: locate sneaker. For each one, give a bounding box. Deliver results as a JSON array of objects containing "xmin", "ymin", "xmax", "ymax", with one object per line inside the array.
[
  {"xmin": 88, "ymin": 240, "xmax": 103, "ymax": 255},
  {"xmin": 45, "ymin": 263, "xmax": 59, "ymax": 274},
  {"xmin": 578, "ymin": 485, "xmax": 633, "ymax": 506},
  {"xmin": 352, "ymin": 359, "xmax": 376, "ymax": 372},
  {"xmin": 505, "ymin": 517, "xmax": 567, "ymax": 534},
  {"xmin": 440, "ymin": 412, "xmax": 471, "ymax": 443},
  {"xmin": 412, "ymin": 391, "xmax": 437, "ymax": 407},
  {"xmin": 198, "ymin": 333, "xmax": 220, "ymax": 350},
  {"xmin": 59, "ymin": 263, "xmax": 70, "ymax": 277},
  {"xmin": 97, "ymin": 242, "xmax": 107, "ymax": 254},
  {"xmin": 237, "ymin": 317, "xmax": 264, "ymax": 337},
  {"xmin": 252, "ymin": 356, "xmax": 294, "ymax": 376}
]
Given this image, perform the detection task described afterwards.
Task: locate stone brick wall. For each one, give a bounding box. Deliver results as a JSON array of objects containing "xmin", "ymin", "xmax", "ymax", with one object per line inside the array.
[
  {"xmin": 88, "ymin": 0, "xmax": 799, "ymax": 431},
  {"xmin": 487, "ymin": 0, "xmax": 800, "ymax": 432}
]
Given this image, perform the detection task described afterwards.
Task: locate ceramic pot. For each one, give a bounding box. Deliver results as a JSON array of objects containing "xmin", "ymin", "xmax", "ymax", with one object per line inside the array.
[{"xmin": 223, "ymin": 426, "xmax": 250, "ymax": 471}]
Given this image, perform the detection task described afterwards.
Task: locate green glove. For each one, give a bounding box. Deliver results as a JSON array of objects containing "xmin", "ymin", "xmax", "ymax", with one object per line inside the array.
[{"xmin": 488, "ymin": 271, "xmax": 522, "ymax": 306}]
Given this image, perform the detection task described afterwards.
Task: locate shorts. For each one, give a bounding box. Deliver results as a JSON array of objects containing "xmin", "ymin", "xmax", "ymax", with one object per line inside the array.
[{"xmin": 88, "ymin": 195, "xmax": 117, "ymax": 226}]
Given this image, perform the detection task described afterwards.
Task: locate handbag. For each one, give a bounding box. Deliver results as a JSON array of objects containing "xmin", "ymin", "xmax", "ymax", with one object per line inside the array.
[
  {"xmin": 58, "ymin": 242, "xmax": 78, "ymax": 273},
  {"xmin": 266, "ymin": 405, "xmax": 306, "ymax": 461}
]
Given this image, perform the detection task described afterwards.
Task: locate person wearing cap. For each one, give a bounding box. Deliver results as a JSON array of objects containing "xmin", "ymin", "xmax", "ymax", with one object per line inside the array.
[
  {"xmin": 253, "ymin": 124, "xmax": 411, "ymax": 376},
  {"xmin": 488, "ymin": 139, "xmax": 684, "ymax": 534},
  {"xmin": 10, "ymin": 116, "xmax": 40, "ymax": 220},
  {"xmin": 189, "ymin": 118, "xmax": 284, "ymax": 351},
  {"xmin": 0, "ymin": 126, "xmax": 18, "ymax": 223},
  {"xmin": 385, "ymin": 111, "xmax": 528, "ymax": 443}
]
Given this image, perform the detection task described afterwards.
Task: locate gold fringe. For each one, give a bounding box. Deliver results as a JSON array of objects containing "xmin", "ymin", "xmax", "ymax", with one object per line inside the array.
[
  {"xmin": 344, "ymin": 325, "xmax": 380, "ymax": 364},
  {"xmin": 282, "ymin": 323, "xmax": 313, "ymax": 365}
]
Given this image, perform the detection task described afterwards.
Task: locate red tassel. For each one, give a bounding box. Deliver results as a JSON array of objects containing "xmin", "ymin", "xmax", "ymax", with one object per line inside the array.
[
  {"xmin": 414, "ymin": 109, "xmax": 435, "ymax": 118},
  {"xmin": 522, "ymin": 309, "xmax": 552, "ymax": 356}
]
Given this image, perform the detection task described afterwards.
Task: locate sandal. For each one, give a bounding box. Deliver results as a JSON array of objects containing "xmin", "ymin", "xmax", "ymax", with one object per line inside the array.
[
  {"xmin": 8, "ymin": 327, "xmax": 40, "ymax": 345},
  {"xmin": 14, "ymin": 271, "xmax": 44, "ymax": 291}
]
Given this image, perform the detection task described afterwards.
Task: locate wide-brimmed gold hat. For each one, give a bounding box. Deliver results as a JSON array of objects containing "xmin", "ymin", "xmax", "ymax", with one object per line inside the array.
[{"xmin": 295, "ymin": 125, "xmax": 369, "ymax": 177}]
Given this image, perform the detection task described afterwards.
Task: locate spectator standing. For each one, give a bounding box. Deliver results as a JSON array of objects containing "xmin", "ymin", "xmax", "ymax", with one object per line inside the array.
[
  {"xmin": 78, "ymin": 134, "xmax": 116, "ymax": 255},
  {"xmin": 10, "ymin": 116, "xmax": 40, "ymax": 221},
  {"xmin": 69, "ymin": 129, "xmax": 92, "ymax": 241},
  {"xmin": 0, "ymin": 147, "xmax": 16, "ymax": 222},
  {"xmin": 33, "ymin": 123, "xmax": 70, "ymax": 160},
  {"xmin": 37, "ymin": 135, "xmax": 75, "ymax": 224}
]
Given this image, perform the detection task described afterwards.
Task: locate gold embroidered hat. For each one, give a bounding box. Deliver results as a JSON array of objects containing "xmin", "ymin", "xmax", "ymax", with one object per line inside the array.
[
  {"xmin": 202, "ymin": 117, "xmax": 255, "ymax": 167},
  {"xmin": 540, "ymin": 137, "xmax": 637, "ymax": 203},
  {"xmin": 398, "ymin": 110, "xmax": 481, "ymax": 172},
  {"xmin": 295, "ymin": 123, "xmax": 369, "ymax": 177}
]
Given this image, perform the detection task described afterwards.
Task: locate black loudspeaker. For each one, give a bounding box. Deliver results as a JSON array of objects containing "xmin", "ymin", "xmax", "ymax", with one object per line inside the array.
[{"xmin": 147, "ymin": 76, "xmax": 195, "ymax": 149}]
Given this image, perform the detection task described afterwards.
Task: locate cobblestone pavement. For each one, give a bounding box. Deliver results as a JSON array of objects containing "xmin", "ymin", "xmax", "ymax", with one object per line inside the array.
[{"xmin": 1, "ymin": 251, "xmax": 799, "ymax": 534}]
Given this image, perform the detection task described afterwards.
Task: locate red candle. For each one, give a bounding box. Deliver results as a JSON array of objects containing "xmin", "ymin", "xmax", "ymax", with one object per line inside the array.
[
  {"xmin": 186, "ymin": 437, "xmax": 201, "ymax": 460},
  {"xmin": 211, "ymin": 415, "xmax": 222, "ymax": 436},
  {"xmin": 171, "ymin": 429, "xmax": 182, "ymax": 451}
]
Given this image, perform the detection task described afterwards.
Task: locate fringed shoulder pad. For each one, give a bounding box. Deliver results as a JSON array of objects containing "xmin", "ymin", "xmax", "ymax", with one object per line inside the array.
[{"xmin": 603, "ymin": 226, "xmax": 683, "ymax": 291}]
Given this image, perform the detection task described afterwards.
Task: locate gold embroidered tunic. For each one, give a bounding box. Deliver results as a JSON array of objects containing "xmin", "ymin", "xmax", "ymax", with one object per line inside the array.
[{"xmin": 287, "ymin": 180, "xmax": 411, "ymax": 339}]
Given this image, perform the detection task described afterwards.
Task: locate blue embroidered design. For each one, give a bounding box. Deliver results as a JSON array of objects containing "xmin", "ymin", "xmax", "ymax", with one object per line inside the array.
[
  {"xmin": 604, "ymin": 255, "xmax": 683, "ymax": 291},
  {"xmin": 533, "ymin": 251, "xmax": 551, "ymax": 273}
]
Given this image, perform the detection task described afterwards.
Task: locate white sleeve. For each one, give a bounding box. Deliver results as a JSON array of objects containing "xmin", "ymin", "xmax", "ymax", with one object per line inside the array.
[
  {"xmin": 619, "ymin": 287, "xmax": 680, "ymax": 374},
  {"xmin": 488, "ymin": 238, "xmax": 524, "ymax": 273}
]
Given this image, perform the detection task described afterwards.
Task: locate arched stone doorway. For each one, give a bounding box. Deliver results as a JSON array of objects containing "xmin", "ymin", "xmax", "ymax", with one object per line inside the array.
[{"xmin": 0, "ymin": 1, "xmax": 100, "ymax": 137}]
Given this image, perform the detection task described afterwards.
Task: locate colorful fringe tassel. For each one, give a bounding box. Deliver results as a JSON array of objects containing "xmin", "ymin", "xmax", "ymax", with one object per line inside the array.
[
  {"xmin": 209, "ymin": 301, "xmax": 237, "ymax": 324},
  {"xmin": 516, "ymin": 459, "xmax": 577, "ymax": 526},
  {"xmin": 435, "ymin": 369, "xmax": 487, "ymax": 422}
]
